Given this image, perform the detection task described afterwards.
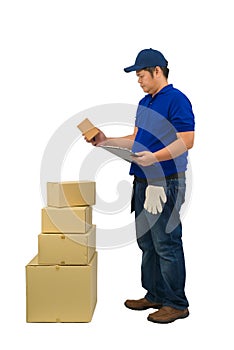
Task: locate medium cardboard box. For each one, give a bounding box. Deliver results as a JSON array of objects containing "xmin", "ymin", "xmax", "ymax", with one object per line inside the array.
[
  {"xmin": 42, "ymin": 206, "xmax": 92, "ymax": 233},
  {"xmin": 38, "ymin": 225, "xmax": 96, "ymax": 265},
  {"xmin": 26, "ymin": 252, "xmax": 97, "ymax": 323},
  {"xmin": 47, "ymin": 181, "xmax": 96, "ymax": 207}
]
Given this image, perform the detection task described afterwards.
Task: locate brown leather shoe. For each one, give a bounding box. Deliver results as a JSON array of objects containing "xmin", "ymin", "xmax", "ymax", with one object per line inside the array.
[
  {"xmin": 147, "ymin": 306, "xmax": 189, "ymax": 323},
  {"xmin": 124, "ymin": 298, "xmax": 162, "ymax": 311}
]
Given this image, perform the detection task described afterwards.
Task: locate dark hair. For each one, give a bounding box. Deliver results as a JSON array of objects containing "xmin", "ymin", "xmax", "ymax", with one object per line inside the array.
[{"xmin": 144, "ymin": 66, "xmax": 169, "ymax": 79}]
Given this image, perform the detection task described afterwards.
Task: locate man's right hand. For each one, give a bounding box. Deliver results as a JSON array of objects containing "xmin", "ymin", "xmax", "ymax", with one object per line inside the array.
[{"xmin": 84, "ymin": 129, "xmax": 107, "ymax": 146}]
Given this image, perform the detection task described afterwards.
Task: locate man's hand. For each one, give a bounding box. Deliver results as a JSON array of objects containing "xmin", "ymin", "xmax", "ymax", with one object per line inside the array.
[
  {"xmin": 84, "ymin": 126, "xmax": 138, "ymax": 148},
  {"xmin": 133, "ymin": 151, "xmax": 157, "ymax": 166},
  {"xmin": 144, "ymin": 185, "xmax": 167, "ymax": 215},
  {"xmin": 84, "ymin": 129, "xmax": 107, "ymax": 146}
]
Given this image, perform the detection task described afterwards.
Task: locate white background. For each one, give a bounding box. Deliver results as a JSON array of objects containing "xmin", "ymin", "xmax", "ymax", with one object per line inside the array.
[{"xmin": 1, "ymin": 0, "xmax": 233, "ymax": 349}]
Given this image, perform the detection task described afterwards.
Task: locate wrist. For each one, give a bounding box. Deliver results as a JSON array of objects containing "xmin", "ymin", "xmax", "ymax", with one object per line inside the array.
[{"xmin": 153, "ymin": 152, "xmax": 159, "ymax": 162}]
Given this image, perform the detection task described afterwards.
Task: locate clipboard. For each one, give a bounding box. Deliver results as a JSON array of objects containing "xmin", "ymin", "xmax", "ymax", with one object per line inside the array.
[{"xmin": 99, "ymin": 145, "xmax": 140, "ymax": 163}]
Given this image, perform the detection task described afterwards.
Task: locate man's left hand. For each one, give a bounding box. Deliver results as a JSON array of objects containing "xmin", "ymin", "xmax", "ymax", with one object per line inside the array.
[{"xmin": 132, "ymin": 151, "xmax": 157, "ymax": 166}]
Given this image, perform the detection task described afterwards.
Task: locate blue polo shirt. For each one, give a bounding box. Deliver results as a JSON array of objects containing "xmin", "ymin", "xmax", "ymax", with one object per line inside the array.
[{"xmin": 130, "ymin": 84, "xmax": 195, "ymax": 179}]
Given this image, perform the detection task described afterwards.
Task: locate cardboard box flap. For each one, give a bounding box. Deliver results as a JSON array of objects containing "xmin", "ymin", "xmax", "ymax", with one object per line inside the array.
[
  {"xmin": 47, "ymin": 181, "xmax": 95, "ymax": 185},
  {"xmin": 27, "ymin": 250, "xmax": 97, "ymax": 267}
]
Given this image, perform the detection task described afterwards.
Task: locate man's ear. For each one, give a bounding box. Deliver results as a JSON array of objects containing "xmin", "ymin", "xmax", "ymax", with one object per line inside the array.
[{"xmin": 154, "ymin": 66, "xmax": 161, "ymax": 77}]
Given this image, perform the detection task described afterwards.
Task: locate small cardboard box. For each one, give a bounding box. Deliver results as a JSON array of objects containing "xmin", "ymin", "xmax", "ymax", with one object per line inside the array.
[
  {"xmin": 77, "ymin": 118, "xmax": 99, "ymax": 141},
  {"xmin": 42, "ymin": 206, "xmax": 92, "ymax": 233},
  {"xmin": 26, "ymin": 252, "xmax": 97, "ymax": 323},
  {"xmin": 38, "ymin": 225, "xmax": 96, "ymax": 265},
  {"xmin": 47, "ymin": 181, "xmax": 96, "ymax": 208}
]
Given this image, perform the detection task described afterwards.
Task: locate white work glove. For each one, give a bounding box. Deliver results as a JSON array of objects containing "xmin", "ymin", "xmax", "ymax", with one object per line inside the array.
[{"xmin": 144, "ymin": 185, "xmax": 167, "ymax": 215}]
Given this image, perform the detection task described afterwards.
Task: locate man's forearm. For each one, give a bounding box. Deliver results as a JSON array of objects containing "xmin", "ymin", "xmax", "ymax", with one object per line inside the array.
[
  {"xmin": 154, "ymin": 132, "xmax": 194, "ymax": 161},
  {"xmin": 104, "ymin": 136, "xmax": 134, "ymax": 149},
  {"xmin": 154, "ymin": 138, "xmax": 188, "ymax": 162},
  {"xmin": 134, "ymin": 132, "xmax": 194, "ymax": 167}
]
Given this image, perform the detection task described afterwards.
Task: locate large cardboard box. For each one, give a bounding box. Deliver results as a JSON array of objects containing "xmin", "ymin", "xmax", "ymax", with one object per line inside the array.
[
  {"xmin": 38, "ymin": 225, "xmax": 96, "ymax": 265},
  {"xmin": 26, "ymin": 252, "xmax": 97, "ymax": 323},
  {"xmin": 42, "ymin": 206, "xmax": 92, "ymax": 233},
  {"xmin": 47, "ymin": 181, "xmax": 95, "ymax": 207}
]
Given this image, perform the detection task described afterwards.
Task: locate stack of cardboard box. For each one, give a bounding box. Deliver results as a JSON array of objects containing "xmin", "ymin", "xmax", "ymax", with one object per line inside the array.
[{"xmin": 26, "ymin": 181, "xmax": 97, "ymax": 323}]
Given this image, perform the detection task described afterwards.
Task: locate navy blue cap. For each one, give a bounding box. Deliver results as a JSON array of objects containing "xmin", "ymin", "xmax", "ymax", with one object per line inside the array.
[{"xmin": 124, "ymin": 48, "xmax": 168, "ymax": 73}]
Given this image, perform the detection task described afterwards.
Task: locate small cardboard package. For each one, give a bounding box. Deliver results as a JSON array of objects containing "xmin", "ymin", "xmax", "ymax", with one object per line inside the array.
[
  {"xmin": 47, "ymin": 181, "xmax": 96, "ymax": 208},
  {"xmin": 77, "ymin": 118, "xmax": 99, "ymax": 141},
  {"xmin": 26, "ymin": 252, "xmax": 97, "ymax": 323},
  {"xmin": 38, "ymin": 225, "xmax": 96, "ymax": 265},
  {"xmin": 42, "ymin": 206, "xmax": 92, "ymax": 233}
]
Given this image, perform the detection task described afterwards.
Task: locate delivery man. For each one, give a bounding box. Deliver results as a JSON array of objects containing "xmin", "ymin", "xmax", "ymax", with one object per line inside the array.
[{"xmin": 87, "ymin": 48, "xmax": 195, "ymax": 324}]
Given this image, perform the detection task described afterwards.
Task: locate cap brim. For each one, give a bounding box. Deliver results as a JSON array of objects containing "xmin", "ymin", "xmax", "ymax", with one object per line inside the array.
[{"xmin": 124, "ymin": 64, "xmax": 146, "ymax": 73}]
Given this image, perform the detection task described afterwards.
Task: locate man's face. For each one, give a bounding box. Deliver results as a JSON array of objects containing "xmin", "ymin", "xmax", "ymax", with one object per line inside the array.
[{"xmin": 136, "ymin": 69, "xmax": 157, "ymax": 94}]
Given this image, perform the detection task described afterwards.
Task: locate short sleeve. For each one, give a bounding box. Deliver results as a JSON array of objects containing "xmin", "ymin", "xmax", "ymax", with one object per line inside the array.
[
  {"xmin": 135, "ymin": 106, "xmax": 140, "ymax": 127},
  {"xmin": 135, "ymin": 98, "xmax": 146, "ymax": 127},
  {"xmin": 169, "ymin": 93, "xmax": 195, "ymax": 132}
]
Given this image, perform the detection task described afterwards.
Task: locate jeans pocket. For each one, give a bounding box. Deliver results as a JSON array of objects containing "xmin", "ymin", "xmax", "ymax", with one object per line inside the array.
[
  {"xmin": 131, "ymin": 186, "xmax": 135, "ymax": 213},
  {"xmin": 131, "ymin": 182, "xmax": 135, "ymax": 213},
  {"xmin": 165, "ymin": 183, "xmax": 186, "ymax": 234},
  {"xmin": 175, "ymin": 185, "xmax": 186, "ymax": 209}
]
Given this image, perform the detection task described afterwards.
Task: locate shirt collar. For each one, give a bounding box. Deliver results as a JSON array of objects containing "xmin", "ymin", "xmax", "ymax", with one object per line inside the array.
[{"xmin": 151, "ymin": 84, "xmax": 173, "ymax": 98}]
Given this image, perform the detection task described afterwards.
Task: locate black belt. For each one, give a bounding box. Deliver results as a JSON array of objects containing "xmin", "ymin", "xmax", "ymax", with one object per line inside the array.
[{"xmin": 134, "ymin": 172, "xmax": 185, "ymax": 184}]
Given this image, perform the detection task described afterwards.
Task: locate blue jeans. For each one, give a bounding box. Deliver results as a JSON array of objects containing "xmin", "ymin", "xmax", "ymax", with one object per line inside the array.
[{"xmin": 133, "ymin": 177, "xmax": 189, "ymax": 310}]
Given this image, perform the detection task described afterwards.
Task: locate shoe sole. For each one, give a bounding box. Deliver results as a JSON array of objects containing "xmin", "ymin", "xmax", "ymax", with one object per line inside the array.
[
  {"xmin": 147, "ymin": 311, "xmax": 189, "ymax": 324},
  {"xmin": 124, "ymin": 302, "xmax": 162, "ymax": 311}
]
